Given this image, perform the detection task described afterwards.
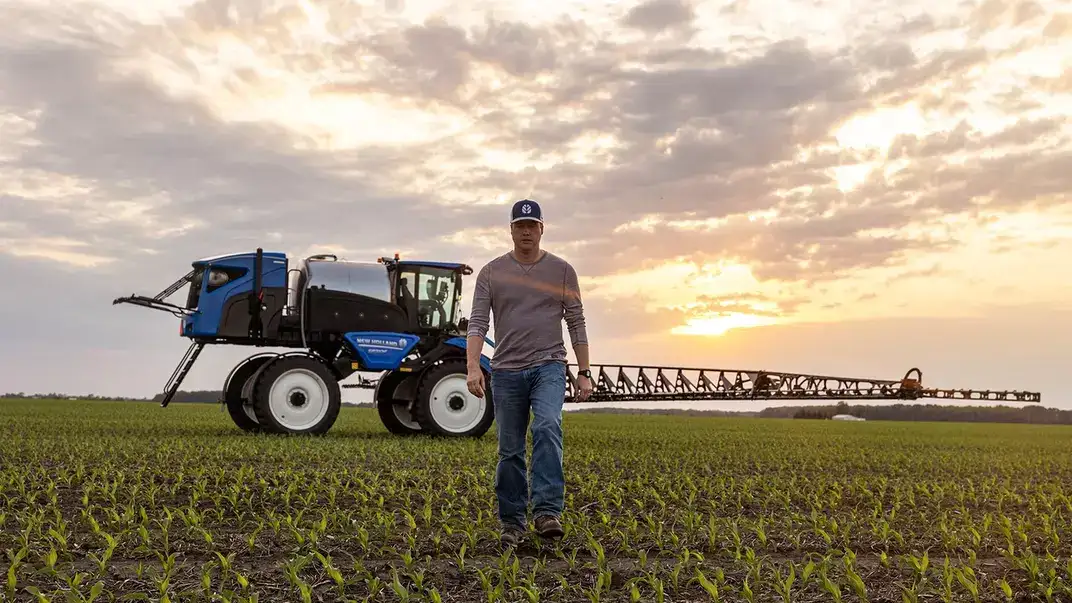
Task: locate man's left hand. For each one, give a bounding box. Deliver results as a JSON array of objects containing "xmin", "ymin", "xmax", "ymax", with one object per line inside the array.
[{"xmin": 576, "ymin": 374, "xmax": 594, "ymax": 401}]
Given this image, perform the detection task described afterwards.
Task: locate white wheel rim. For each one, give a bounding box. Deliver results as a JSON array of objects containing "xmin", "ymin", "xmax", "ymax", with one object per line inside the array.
[
  {"xmin": 393, "ymin": 403, "xmax": 420, "ymax": 430},
  {"xmin": 268, "ymin": 368, "xmax": 329, "ymax": 431},
  {"xmin": 428, "ymin": 373, "xmax": 486, "ymax": 433}
]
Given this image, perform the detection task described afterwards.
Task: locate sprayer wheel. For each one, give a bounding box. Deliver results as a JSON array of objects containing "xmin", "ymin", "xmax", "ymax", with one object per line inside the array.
[
  {"xmin": 413, "ymin": 360, "xmax": 494, "ymax": 437},
  {"xmin": 223, "ymin": 356, "xmax": 271, "ymax": 433},
  {"xmin": 375, "ymin": 371, "xmax": 422, "ymax": 435},
  {"xmin": 252, "ymin": 356, "xmax": 341, "ymax": 435}
]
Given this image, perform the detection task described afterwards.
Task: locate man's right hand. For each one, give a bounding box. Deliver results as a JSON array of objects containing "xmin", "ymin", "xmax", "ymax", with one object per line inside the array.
[{"xmin": 466, "ymin": 366, "xmax": 485, "ymax": 398}]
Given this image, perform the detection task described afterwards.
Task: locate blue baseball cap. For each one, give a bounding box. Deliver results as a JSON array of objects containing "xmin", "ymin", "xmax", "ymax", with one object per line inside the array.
[{"xmin": 511, "ymin": 199, "xmax": 543, "ymax": 223}]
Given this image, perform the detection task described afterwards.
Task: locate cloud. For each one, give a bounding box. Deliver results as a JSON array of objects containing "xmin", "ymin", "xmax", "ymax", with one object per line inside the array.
[
  {"xmin": 620, "ymin": 0, "xmax": 696, "ymax": 33},
  {"xmin": 0, "ymin": 0, "xmax": 1068, "ymax": 403},
  {"xmin": 0, "ymin": 8, "xmax": 502, "ymax": 263}
]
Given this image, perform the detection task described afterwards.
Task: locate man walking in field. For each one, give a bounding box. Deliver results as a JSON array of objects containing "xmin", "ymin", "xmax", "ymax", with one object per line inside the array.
[{"xmin": 466, "ymin": 199, "xmax": 594, "ymax": 546}]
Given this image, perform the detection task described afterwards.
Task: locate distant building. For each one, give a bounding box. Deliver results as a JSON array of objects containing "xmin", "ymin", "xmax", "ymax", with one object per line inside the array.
[{"xmin": 832, "ymin": 414, "xmax": 865, "ymax": 421}]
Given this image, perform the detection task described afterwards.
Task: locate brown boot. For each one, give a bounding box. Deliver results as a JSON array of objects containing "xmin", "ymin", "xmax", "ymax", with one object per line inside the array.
[
  {"xmin": 500, "ymin": 524, "xmax": 524, "ymax": 547},
  {"xmin": 534, "ymin": 515, "xmax": 564, "ymax": 538}
]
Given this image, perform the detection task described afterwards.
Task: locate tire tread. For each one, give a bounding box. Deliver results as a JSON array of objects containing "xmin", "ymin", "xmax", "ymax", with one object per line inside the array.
[{"xmin": 251, "ymin": 355, "xmax": 341, "ymax": 435}]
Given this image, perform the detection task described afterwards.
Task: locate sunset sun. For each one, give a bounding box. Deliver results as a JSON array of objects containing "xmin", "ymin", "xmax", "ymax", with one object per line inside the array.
[{"xmin": 671, "ymin": 312, "xmax": 780, "ymax": 336}]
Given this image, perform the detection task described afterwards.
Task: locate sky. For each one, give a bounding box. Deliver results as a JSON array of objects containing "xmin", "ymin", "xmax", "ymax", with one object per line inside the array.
[{"xmin": 1, "ymin": 0, "xmax": 1070, "ymax": 410}]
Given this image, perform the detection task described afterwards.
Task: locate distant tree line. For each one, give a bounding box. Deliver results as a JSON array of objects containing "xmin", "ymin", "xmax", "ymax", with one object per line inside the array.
[
  {"xmin": 786, "ymin": 400, "xmax": 854, "ymax": 420},
  {"xmin": 569, "ymin": 400, "xmax": 1072, "ymax": 425},
  {"xmin": 0, "ymin": 390, "xmax": 223, "ymax": 403},
  {"xmin": 791, "ymin": 407, "xmax": 832, "ymax": 420},
  {"xmin": 760, "ymin": 401, "xmax": 1072, "ymax": 424},
  {"xmin": 1, "ymin": 392, "xmax": 148, "ymax": 402},
  {"xmin": 150, "ymin": 390, "xmax": 222, "ymax": 403}
]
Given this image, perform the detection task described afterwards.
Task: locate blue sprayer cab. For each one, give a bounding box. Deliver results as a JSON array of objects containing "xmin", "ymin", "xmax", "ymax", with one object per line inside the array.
[{"xmin": 113, "ymin": 249, "xmax": 495, "ymax": 437}]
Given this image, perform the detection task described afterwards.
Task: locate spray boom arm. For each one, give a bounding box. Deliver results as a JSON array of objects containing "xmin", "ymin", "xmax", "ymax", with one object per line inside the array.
[
  {"xmin": 112, "ymin": 269, "xmax": 196, "ymax": 318},
  {"xmin": 558, "ymin": 365, "xmax": 1041, "ymax": 404}
]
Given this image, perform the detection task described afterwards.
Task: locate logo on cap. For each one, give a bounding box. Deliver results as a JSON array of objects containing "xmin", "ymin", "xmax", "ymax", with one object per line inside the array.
[{"xmin": 511, "ymin": 199, "xmax": 543, "ymax": 223}]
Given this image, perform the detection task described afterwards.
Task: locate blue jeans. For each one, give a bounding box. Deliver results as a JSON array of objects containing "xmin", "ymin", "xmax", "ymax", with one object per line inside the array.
[{"xmin": 490, "ymin": 361, "xmax": 567, "ymax": 529}]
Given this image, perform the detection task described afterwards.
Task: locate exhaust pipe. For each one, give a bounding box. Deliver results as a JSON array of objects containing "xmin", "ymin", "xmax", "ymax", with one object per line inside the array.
[{"xmin": 248, "ymin": 248, "xmax": 263, "ymax": 339}]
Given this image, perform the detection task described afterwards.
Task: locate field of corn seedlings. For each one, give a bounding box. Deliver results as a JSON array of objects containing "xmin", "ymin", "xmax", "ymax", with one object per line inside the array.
[{"xmin": 2, "ymin": 398, "xmax": 1072, "ymax": 602}]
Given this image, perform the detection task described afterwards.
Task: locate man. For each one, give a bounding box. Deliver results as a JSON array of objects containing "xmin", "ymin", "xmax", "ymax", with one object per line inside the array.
[{"xmin": 465, "ymin": 198, "xmax": 594, "ymax": 546}]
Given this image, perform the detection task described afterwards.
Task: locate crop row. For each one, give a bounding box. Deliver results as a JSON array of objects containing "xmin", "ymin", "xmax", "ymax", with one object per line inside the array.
[{"xmin": 3, "ymin": 398, "xmax": 1072, "ymax": 601}]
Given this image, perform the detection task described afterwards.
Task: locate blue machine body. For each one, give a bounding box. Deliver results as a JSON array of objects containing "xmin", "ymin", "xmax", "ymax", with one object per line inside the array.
[
  {"xmin": 343, "ymin": 332, "xmax": 492, "ymax": 373},
  {"xmin": 182, "ymin": 251, "xmax": 289, "ymax": 338},
  {"xmin": 344, "ymin": 332, "xmax": 422, "ymax": 371},
  {"xmin": 168, "ymin": 250, "xmax": 492, "ymax": 374},
  {"xmin": 444, "ymin": 336, "xmax": 493, "ymax": 373}
]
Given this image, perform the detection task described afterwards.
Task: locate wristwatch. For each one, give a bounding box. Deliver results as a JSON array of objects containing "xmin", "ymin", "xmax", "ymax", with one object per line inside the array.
[{"xmin": 577, "ymin": 369, "xmax": 592, "ymax": 379}]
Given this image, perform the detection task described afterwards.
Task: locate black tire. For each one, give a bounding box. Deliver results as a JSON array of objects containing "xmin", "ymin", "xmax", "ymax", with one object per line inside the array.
[
  {"xmin": 251, "ymin": 355, "xmax": 341, "ymax": 435},
  {"xmin": 413, "ymin": 359, "xmax": 494, "ymax": 437},
  {"xmin": 223, "ymin": 356, "xmax": 272, "ymax": 433},
  {"xmin": 375, "ymin": 371, "xmax": 422, "ymax": 435}
]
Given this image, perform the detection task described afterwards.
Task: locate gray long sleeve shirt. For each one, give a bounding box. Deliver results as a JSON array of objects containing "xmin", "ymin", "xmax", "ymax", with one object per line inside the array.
[{"xmin": 466, "ymin": 251, "xmax": 589, "ymax": 371}]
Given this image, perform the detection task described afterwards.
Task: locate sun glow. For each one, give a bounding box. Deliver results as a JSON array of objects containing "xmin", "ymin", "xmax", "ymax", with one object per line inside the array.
[
  {"xmin": 834, "ymin": 103, "xmax": 929, "ymax": 153},
  {"xmin": 830, "ymin": 162, "xmax": 876, "ymax": 192},
  {"xmin": 583, "ymin": 260, "xmax": 790, "ymax": 337},
  {"xmin": 671, "ymin": 312, "xmax": 779, "ymax": 336}
]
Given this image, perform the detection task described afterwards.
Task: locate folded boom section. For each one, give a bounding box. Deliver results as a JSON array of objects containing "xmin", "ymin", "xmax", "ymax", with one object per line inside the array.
[{"xmin": 561, "ymin": 364, "xmax": 1042, "ymax": 404}]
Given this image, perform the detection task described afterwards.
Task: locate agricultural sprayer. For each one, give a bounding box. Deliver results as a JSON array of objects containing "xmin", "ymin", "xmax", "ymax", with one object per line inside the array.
[{"xmin": 113, "ymin": 249, "xmax": 1043, "ymax": 437}]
